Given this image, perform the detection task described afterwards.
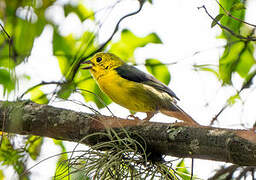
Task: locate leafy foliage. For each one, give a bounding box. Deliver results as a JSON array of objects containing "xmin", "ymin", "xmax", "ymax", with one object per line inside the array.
[
  {"xmin": 219, "ymin": 41, "xmax": 255, "ymax": 85},
  {"xmin": 26, "ymin": 136, "xmax": 43, "ymax": 160},
  {"xmin": 29, "ymin": 85, "xmax": 49, "ymax": 104},
  {"xmin": 216, "ymin": 0, "xmax": 256, "ymax": 86},
  {"xmin": 0, "ymin": 136, "xmax": 28, "ymax": 179},
  {"xmin": 145, "ymin": 58, "xmax": 171, "ymax": 85},
  {"xmin": 109, "ymin": 29, "xmax": 162, "ymax": 63},
  {"xmin": 0, "ymin": 0, "xmax": 256, "ymax": 179},
  {"xmin": 175, "ymin": 159, "xmax": 194, "ymax": 180},
  {"xmin": 193, "ymin": 64, "xmax": 219, "ymax": 79},
  {"xmin": 219, "ymin": 0, "xmax": 245, "ymax": 40},
  {"xmin": 0, "ymin": 0, "xmax": 56, "ymax": 96},
  {"xmin": 53, "ymin": 140, "xmax": 69, "ymax": 180},
  {"xmin": 211, "ymin": 13, "xmax": 224, "ymax": 28},
  {"xmin": 0, "ymin": 69, "xmax": 15, "ymax": 95},
  {"xmin": 64, "ymin": 3, "xmax": 94, "ymax": 21}
]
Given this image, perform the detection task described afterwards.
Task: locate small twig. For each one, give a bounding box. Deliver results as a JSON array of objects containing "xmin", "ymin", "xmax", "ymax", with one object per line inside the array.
[
  {"xmin": 75, "ymin": 88, "xmax": 114, "ymax": 116},
  {"xmin": 70, "ymin": 1, "xmax": 144, "ymax": 81},
  {"xmin": 22, "ymin": 150, "xmax": 89, "ymax": 176},
  {"xmin": 198, "ymin": 5, "xmax": 256, "ymax": 41},
  {"xmin": 210, "ymin": 104, "xmax": 228, "ymax": 125},
  {"xmin": 19, "ymin": 81, "xmax": 63, "ymax": 99},
  {"xmin": 0, "ymin": 23, "xmax": 11, "ymax": 39},
  {"xmin": 210, "ymin": 37, "xmax": 253, "ymax": 125},
  {"xmin": 208, "ymin": 165, "xmax": 239, "ymax": 180}
]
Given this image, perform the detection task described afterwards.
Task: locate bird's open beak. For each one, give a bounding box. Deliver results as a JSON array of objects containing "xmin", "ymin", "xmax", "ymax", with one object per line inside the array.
[{"xmin": 81, "ymin": 60, "xmax": 93, "ymax": 69}]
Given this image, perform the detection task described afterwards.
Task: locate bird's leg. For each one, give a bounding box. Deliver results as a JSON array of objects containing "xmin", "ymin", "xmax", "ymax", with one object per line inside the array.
[
  {"xmin": 128, "ymin": 112, "xmax": 155, "ymax": 123},
  {"xmin": 127, "ymin": 114, "xmax": 140, "ymax": 121},
  {"xmin": 143, "ymin": 112, "xmax": 155, "ymax": 122}
]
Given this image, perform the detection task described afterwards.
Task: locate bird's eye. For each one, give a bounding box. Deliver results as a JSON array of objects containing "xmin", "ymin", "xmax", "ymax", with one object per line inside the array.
[{"xmin": 96, "ymin": 57, "xmax": 102, "ymax": 62}]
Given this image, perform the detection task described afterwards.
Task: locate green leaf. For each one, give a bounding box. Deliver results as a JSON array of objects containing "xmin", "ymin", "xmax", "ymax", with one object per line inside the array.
[
  {"xmin": 227, "ymin": 93, "xmax": 240, "ymax": 105},
  {"xmin": 145, "ymin": 59, "xmax": 171, "ymax": 85},
  {"xmin": 0, "ymin": 58, "xmax": 16, "ymax": 69},
  {"xmin": 57, "ymin": 82, "xmax": 76, "ymax": 100},
  {"xmin": 29, "ymin": 86, "xmax": 49, "ymax": 104},
  {"xmin": 0, "ymin": 68, "xmax": 15, "ymax": 95},
  {"xmin": 230, "ymin": 2, "xmax": 246, "ymax": 11},
  {"xmin": 0, "ymin": 0, "xmax": 54, "ymax": 71},
  {"xmin": 53, "ymin": 31, "xmax": 96, "ymax": 80},
  {"xmin": 0, "ymin": 136, "xmax": 26, "ymax": 175},
  {"xmin": 8, "ymin": 7, "xmax": 45, "ymax": 64},
  {"xmin": 53, "ymin": 32, "xmax": 76, "ymax": 57},
  {"xmin": 242, "ymin": 69, "xmax": 256, "ymax": 89},
  {"xmin": 77, "ymin": 78, "xmax": 112, "ymax": 109},
  {"xmin": 219, "ymin": 0, "xmax": 245, "ymax": 41},
  {"xmin": 64, "ymin": 3, "xmax": 94, "ymax": 21},
  {"xmin": 53, "ymin": 139, "xmax": 66, "ymax": 152},
  {"xmin": 193, "ymin": 64, "xmax": 219, "ymax": 78},
  {"xmin": 109, "ymin": 29, "xmax": 162, "ymax": 63},
  {"xmin": 219, "ymin": 41, "xmax": 255, "ymax": 85},
  {"xmin": 26, "ymin": 136, "xmax": 43, "ymax": 160},
  {"xmin": 211, "ymin": 14, "xmax": 224, "ymax": 28},
  {"xmin": 53, "ymin": 140, "xmax": 69, "ymax": 180},
  {"xmin": 235, "ymin": 43, "xmax": 255, "ymax": 78},
  {"xmin": 175, "ymin": 159, "xmax": 193, "ymax": 180},
  {"xmin": 219, "ymin": 42, "xmax": 244, "ymax": 84},
  {"xmin": 53, "ymin": 33, "xmax": 77, "ymax": 77},
  {"xmin": 54, "ymin": 151, "xmax": 69, "ymax": 180}
]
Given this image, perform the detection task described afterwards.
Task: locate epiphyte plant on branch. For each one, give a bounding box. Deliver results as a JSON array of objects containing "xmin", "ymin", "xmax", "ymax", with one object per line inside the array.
[{"xmin": 0, "ymin": 0, "xmax": 256, "ymax": 179}]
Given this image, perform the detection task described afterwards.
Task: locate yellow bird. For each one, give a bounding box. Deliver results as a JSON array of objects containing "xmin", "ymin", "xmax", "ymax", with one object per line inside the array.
[{"xmin": 82, "ymin": 52, "xmax": 198, "ymax": 125}]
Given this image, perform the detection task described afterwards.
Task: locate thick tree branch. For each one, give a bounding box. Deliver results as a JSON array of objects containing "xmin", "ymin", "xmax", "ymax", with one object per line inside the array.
[{"xmin": 0, "ymin": 101, "xmax": 256, "ymax": 166}]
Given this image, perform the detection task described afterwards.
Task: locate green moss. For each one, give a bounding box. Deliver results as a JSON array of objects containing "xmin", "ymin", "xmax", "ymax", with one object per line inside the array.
[
  {"xmin": 167, "ymin": 126, "xmax": 184, "ymax": 141},
  {"xmin": 190, "ymin": 139, "xmax": 199, "ymax": 152}
]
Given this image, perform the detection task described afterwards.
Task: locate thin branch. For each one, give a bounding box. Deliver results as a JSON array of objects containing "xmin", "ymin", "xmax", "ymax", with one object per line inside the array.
[
  {"xmin": 210, "ymin": 104, "xmax": 228, "ymax": 125},
  {"xmin": 0, "ymin": 23, "xmax": 11, "ymax": 39},
  {"xmin": 19, "ymin": 81, "xmax": 63, "ymax": 99},
  {"xmin": 208, "ymin": 165, "xmax": 239, "ymax": 180},
  {"xmin": 198, "ymin": 5, "xmax": 256, "ymax": 41},
  {"xmin": 69, "ymin": 1, "xmax": 144, "ymax": 81},
  {"xmin": 210, "ymin": 39, "xmax": 252, "ymax": 125},
  {"xmin": 92, "ymin": 1, "xmax": 144, "ymax": 55},
  {"xmin": 22, "ymin": 150, "xmax": 89, "ymax": 176},
  {"xmin": 75, "ymin": 88, "xmax": 114, "ymax": 116}
]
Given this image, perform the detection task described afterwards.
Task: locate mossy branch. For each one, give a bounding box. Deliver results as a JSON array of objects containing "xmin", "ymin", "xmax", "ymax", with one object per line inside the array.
[{"xmin": 0, "ymin": 100, "xmax": 256, "ymax": 166}]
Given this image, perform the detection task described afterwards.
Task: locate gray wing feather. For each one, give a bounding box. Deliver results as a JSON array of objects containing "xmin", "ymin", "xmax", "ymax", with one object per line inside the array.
[{"xmin": 115, "ymin": 64, "xmax": 180, "ymax": 100}]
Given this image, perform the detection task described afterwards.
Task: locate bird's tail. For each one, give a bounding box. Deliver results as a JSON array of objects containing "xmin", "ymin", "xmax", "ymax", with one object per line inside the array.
[{"xmin": 160, "ymin": 103, "xmax": 199, "ymax": 126}]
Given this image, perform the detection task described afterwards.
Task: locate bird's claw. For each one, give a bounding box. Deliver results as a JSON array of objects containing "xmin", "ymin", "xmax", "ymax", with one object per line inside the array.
[{"xmin": 127, "ymin": 114, "xmax": 141, "ymax": 121}]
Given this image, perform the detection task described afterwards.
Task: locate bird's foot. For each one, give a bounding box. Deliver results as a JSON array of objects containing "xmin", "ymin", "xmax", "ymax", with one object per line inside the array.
[
  {"xmin": 127, "ymin": 114, "xmax": 141, "ymax": 121},
  {"xmin": 143, "ymin": 112, "xmax": 155, "ymax": 122}
]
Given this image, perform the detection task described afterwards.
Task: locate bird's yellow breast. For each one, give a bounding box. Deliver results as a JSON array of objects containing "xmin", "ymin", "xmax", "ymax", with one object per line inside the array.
[{"xmin": 94, "ymin": 69, "xmax": 162, "ymax": 112}]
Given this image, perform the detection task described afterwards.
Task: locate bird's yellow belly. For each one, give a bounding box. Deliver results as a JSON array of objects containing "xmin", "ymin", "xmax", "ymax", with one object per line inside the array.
[{"xmin": 97, "ymin": 72, "xmax": 159, "ymax": 112}]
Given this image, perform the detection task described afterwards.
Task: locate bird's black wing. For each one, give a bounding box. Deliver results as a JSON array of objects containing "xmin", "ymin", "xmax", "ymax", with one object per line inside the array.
[{"xmin": 115, "ymin": 64, "xmax": 180, "ymax": 100}]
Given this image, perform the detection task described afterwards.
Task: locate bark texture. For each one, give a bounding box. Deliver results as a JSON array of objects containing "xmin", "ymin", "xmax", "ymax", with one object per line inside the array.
[{"xmin": 0, "ymin": 100, "xmax": 256, "ymax": 166}]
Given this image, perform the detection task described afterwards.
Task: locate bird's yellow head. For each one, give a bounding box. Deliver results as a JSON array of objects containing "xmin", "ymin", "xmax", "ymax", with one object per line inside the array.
[{"xmin": 82, "ymin": 52, "xmax": 125, "ymax": 78}]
